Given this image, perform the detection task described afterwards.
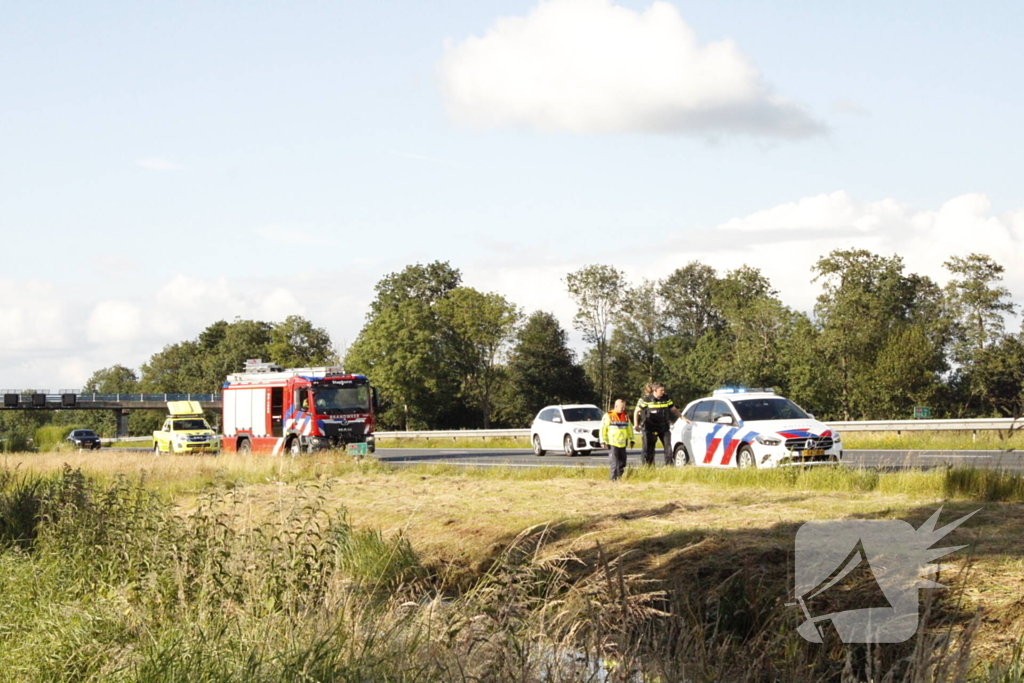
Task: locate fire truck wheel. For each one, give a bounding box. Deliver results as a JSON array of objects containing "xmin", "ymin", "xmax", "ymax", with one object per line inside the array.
[
  {"xmin": 563, "ymin": 435, "xmax": 577, "ymax": 457},
  {"xmin": 288, "ymin": 438, "xmax": 302, "ymax": 457},
  {"xmin": 737, "ymin": 445, "xmax": 757, "ymax": 469},
  {"xmin": 238, "ymin": 438, "xmax": 251, "ymax": 455},
  {"xmin": 532, "ymin": 434, "xmax": 546, "ymax": 456}
]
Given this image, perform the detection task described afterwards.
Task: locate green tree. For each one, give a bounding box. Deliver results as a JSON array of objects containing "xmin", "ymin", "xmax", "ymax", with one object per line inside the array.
[
  {"xmin": 200, "ymin": 319, "xmax": 273, "ymax": 389},
  {"xmin": 710, "ymin": 267, "xmax": 798, "ymax": 390},
  {"xmin": 268, "ymin": 315, "xmax": 337, "ymax": 368},
  {"xmin": 140, "ymin": 340, "xmax": 205, "ymax": 393},
  {"xmin": 812, "ymin": 249, "xmax": 946, "ymax": 419},
  {"xmin": 616, "ymin": 280, "xmax": 666, "ymax": 388},
  {"xmin": 500, "ymin": 311, "xmax": 593, "ymax": 424},
  {"xmin": 565, "ymin": 264, "xmax": 627, "ymax": 409},
  {"xmin": 659, "ymin": 262, "xmax": 724, "ymax": 342},
  {"xmin": 437, "ymin": 287, "xmax": 520, "ymax": 428},
  {"xmin": 83, "ymin": 364, "xmax": 140, "ymax": 393},
  {"xmin": 944, "ymin": 253, "xmax": 1016, "ymax": 363},
  {"xmin": 345, "ymin": 262, "xmax": 464, "ymax": 429},
  {"xmin": 66, "ymin": 365, "xmax": 144, "ymax": 437},
  {"xmin": 970, "ymin": 334, "xmax": 1024, "ymax": 417}
]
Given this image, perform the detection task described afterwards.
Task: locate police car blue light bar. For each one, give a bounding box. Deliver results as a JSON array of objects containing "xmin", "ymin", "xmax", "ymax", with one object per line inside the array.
[{"xmin": 713, "ymin": 387, "xmax": 776, "ymax": 395}]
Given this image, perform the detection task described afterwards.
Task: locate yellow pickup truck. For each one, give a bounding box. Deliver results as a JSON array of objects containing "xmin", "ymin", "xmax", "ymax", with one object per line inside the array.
[{"xmin": 153, "ymin": 401, "xmax": 220, "ymax": 454}]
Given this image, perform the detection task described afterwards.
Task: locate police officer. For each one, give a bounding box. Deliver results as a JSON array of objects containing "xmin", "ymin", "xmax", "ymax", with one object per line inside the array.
[
  {"xmin": 634, "ymin": 382, "xmax": 681, "ymax": 466},
  {"xmin": 601, "ymin": 398, "xmax": 635, "ymax": 481}
]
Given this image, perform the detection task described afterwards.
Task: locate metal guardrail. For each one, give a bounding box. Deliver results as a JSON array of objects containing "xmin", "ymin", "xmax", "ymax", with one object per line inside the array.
[
  {"xmin": 826, "ymin": 418, "xmax": 1023, "ymax": 432},
  {"xmin": 376, "ymin": 418, "xmax": 1024, "ymax": 440},
  {"xmin": 376, "ymin": 429, "xmax": 531, "ymax": 440}
]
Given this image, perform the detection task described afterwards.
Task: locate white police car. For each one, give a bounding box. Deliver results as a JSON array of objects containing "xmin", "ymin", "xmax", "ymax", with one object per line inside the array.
[{"xmin": 670, "ymin": 388, "xmax": 841, "ymax": 468}]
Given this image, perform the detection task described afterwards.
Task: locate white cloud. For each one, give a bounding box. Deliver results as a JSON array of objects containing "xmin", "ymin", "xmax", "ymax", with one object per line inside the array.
[
  {"xmin": 658, "ymin": 191, "xmax": 1024, "ymax": 314},
  {"xmin": 438, "ymin": 0, "xmax": 824, "ymax": 138},
  {"xmin": 256, "ymin": 226, "xmax": 318, "ymax": 243},
  {"xmin": 0, "ymin": 280, "xmax": 72, "ymax": 352},
  {"xmin": 86, "ymin": 301, "xmax": 144, "ymax": 344},
  {"xmin": 718, "ymin": 191, "xmax": 909, "ymax": 233},
  {"xmin": 832, "ymin": 99, "xmax": 871, "ymax": 117},
  {"xmin": 136, "ymin": 157, "xmax": 184, "ymax": 171}
]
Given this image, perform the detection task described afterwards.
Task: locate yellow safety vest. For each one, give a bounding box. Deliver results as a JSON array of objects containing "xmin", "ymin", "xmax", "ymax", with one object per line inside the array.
[{"xmin": 601, "ymin": 411, "xmax": 635, "ymax": 448}]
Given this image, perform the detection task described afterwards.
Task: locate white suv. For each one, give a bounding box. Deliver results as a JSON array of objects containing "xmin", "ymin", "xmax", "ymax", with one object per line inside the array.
[
  {"xmin": 670, "ymin": 389, "xmax": 842, "ymax": 468},
  {"xmin": 530, "ymin": 404, "xmax": 605, "ymax": 456}
]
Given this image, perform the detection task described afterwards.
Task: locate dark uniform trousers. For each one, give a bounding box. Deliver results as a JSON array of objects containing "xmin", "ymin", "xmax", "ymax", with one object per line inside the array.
[
  {"xmin": 609, "ymin": 446, "xmax": 628, "ymax": 480},
  {"xmin": 642, "ymin": 425, "xmax": 672, "ymax": 466}
]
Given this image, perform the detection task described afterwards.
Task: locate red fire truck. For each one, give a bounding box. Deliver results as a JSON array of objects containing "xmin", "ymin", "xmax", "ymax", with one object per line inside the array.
[{"xmin": 222, "ymin": 360, "xmax": 378, "ymax": 455}]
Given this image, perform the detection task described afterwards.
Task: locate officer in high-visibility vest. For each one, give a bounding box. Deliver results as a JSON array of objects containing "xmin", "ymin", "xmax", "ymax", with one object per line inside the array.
[
  {"xmin": 601, "ymin": 398, "xmax": 635, "ymax": 481},
  {"xmin": 634, "ymin": 382, "xmax": 681, "ymax": 466}
]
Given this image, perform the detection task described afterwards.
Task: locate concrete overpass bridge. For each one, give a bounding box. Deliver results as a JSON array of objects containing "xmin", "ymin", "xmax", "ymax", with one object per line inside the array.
[{"xmin": 1, "ymin": 391, "xmax": 222, "ymax": 436}]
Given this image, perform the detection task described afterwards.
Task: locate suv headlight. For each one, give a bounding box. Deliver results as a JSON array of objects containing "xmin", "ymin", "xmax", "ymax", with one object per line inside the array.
[
  {"xmin": 755, "ymin": 435, "xmax": 782, "ymax": 446},
  {"xmin": 573, "ymin": 428, "xmax": 590, "ymax": 434}
]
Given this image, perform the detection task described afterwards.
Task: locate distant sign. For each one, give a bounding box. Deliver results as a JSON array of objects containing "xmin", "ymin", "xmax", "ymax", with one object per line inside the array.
[{"xmin": 913, "ymin": 406, "xmax": 931, "ymax": 419}]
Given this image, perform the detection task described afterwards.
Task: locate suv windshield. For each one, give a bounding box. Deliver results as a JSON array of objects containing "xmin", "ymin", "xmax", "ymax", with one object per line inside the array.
[
  {"xmin": 73, "ymin": 430, "xmax": 95, "ymax": 437},
  {"xmin": 732, "ymin": 398, "xmax": 809, "ymax": 421},
  {"xmin": 313, "ymin": 386, "xmax": 370, "ymax": 414},
  {"xmin": 562, "ymin": 407, "xmax": 603, "ymax": 422},
  {"xmin": 173, "ymin": 419, "xmax": 210, "ymax": 431}
]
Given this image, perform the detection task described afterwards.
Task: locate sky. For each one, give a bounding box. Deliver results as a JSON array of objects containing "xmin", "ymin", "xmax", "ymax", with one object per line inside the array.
[{"xmin": 3, "ymin": 0, "xmax": 1024, "ymax": 389}]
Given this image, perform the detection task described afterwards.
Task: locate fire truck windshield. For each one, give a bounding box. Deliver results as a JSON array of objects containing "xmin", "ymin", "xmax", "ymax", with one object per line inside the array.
[{"xmin": 312, "ymin": 386, "xmax": 370, "ymax": 414}]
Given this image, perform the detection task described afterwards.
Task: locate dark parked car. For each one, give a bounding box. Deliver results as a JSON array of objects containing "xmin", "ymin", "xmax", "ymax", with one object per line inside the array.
[{"xmin": 67, "ymin": 429, "xmax": 102, "ymax": 450}]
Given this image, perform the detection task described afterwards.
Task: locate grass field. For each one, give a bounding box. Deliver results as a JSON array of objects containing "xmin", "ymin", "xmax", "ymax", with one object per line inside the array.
[{"xmin": 2, "ymin": 450, "xmax": 1023, "ymax": 681}]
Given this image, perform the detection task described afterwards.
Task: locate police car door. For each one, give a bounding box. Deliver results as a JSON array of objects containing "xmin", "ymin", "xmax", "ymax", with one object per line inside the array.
[{"xmin": 689, "ymin": 400, "xmax": 716, "ymax": 466}]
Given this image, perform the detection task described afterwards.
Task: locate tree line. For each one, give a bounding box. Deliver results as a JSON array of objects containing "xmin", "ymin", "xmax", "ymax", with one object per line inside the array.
[
  {"xmin": 3, "ymin": 249, "xmax": 1022, "ymax": 446},
  {"xmin": 342, "ymin": 249, "xmax": 1024, "ymax": 429},
  {"xmin": 0, "ymin": 316, "xmax": 336, "ymax": 448}
]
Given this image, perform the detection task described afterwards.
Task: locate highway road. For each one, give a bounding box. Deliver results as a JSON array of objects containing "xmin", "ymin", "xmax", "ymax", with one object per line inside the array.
[
  {"xmin": 374, "ymin": 448, "xmax": 1024, "ymax": 472},
  {"xmin": 104, "ymin": 446, "xmax": 1024, "ymax": 471}
]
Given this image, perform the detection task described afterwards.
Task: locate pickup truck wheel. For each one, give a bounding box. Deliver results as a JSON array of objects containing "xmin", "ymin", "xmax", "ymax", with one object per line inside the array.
[{"xmin": 153, "ymin": 442, "xmax": 160, "ymax": 455}]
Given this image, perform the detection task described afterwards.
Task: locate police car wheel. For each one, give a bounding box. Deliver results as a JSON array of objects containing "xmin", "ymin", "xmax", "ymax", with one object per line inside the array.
[
  {"xmin": 737, "ymin": 445, "xmax": 757, "ymax": 469},
  {"xmin": 563, "ymin": 435, "xmax": 576, "ymax": 457},
  {"xmin": 673, "ymin": 444, "xmax": 691, "ymax": 467},
  {"xmin": 532, "ymin": 435, "xmax": 546, "ymax": 456}
]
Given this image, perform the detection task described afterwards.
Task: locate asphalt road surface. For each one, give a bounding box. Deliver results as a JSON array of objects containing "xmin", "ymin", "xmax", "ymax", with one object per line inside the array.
[
  {"xmin": 105, "ymin": 446, "xmax": 1024, "ymax": 471},
  {"xmin": 375, "ymin": 448, "xmax": 1024, "ymax": 472}
]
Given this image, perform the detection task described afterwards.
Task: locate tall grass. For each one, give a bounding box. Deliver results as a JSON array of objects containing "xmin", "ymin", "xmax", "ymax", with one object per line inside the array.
[{"xmin": 2, "ymin": 465, "xmax": 1022, "ymax": 681}]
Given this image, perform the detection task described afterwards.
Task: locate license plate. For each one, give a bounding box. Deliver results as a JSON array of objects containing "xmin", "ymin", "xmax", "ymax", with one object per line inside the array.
[{"xmin": 802, "ymin": 449, "xmax": 825, "ymax": 457}]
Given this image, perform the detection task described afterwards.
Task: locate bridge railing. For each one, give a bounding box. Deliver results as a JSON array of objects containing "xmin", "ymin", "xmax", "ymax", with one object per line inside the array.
[{"xmin": 1, "ymin": 392, "xmax": 221, "ymax": 404}]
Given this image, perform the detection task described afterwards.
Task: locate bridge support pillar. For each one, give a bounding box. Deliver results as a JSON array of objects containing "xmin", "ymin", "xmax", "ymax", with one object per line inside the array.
[{"xmin": 115, "ymin": 409, "xmax": 130, "ymax": 438}]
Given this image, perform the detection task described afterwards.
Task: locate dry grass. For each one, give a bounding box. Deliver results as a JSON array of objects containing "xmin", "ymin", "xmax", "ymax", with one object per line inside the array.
[{"xmin": 6, "ymin": 449, "xmax": 1024, "ymax": 663}]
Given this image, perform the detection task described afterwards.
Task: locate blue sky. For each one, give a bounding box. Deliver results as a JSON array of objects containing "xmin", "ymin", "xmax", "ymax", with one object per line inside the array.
[{"xmin": 3, "ymin": 0, "xmax": 1023, "ymax": 387}]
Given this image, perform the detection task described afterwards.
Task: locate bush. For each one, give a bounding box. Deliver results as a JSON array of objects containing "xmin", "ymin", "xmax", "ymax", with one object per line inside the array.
[{"xmin": 33, "ymin": 425, "xmax": 89, "ymax": 452}]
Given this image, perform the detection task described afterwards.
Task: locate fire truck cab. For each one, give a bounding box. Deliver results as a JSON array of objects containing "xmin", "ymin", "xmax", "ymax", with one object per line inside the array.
[{"xmin": 222, "ymin": 360, "xmax": 378, "ymax": 455}]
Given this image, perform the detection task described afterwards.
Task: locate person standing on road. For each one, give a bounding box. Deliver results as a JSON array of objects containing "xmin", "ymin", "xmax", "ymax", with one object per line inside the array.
[
  {"xmin": 601, "ymin": 398, "xmax": 635, "ymax": 481},
  {"xmin": 634, "ymin": 382, "xmax": 681, "ymax": 466}
]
